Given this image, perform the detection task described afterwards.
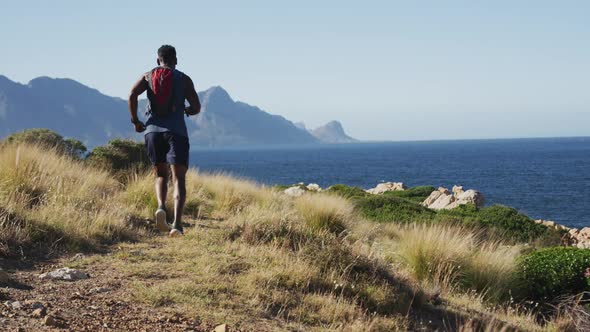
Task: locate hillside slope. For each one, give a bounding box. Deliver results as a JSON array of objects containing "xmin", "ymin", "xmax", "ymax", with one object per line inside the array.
[{"xmin": 0, "ymin": 143, "xmax": 574, "ymax": 331}]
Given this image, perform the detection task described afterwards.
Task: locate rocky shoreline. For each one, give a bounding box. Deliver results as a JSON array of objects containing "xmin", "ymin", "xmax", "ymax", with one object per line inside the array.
[{"xmin": 283, "ymin": 181, "xmax": 589, "ymax": 248}]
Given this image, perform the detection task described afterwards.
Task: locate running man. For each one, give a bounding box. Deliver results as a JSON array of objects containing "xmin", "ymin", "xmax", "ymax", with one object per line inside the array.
[{"xmin": 128, "ymin": 45, "xmax": 201, "ymax": 236}]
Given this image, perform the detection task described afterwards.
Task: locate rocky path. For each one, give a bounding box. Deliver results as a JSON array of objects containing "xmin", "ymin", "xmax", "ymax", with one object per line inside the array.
[{"xmin": 1, "ymin": 250, "xmax": 215, "ymax": 331}]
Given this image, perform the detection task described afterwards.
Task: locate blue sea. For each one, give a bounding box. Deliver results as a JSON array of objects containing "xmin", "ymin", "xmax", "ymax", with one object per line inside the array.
[{"xmin": 190, "ymin": 137, "xmax": 590, "ymax": 228}]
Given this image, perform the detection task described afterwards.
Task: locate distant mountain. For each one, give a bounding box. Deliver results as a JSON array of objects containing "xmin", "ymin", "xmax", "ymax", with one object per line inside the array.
[
  {"xmin": 0, "ymin": 75, "xmax": 132, "ymax": 146},
  {"xmin": 0, "ymin": 75, "xmax": 355, "ymax": 147},
  {"xmin": 310, "ymin": 121, "xmax": 358, "ymax": 143},
  {"xmin": 190, "ymin": 86, "xmax": 318, "ymax": 146}
]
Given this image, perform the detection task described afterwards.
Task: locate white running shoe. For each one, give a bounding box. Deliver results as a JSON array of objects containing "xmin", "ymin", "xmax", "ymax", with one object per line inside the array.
[
  {"xmin": 155, "ymin": 209, "xmax": 169, "ymax": 232},
  {"xmin": 169, "ymin": 228, "xmax": 183, "ymax": 237}
]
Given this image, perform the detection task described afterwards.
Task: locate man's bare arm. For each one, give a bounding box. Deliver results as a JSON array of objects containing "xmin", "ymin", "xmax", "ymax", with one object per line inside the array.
[
  {"xmin": 184, "ymin": 75, "xmax": 201, "ymax": 116},
  {"xmin": 128, "ymin": 75, "xmax": 148, "ymax": 132}
]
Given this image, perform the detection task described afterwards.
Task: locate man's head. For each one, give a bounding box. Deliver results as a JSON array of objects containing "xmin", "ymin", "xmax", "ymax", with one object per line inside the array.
[{"xmin": 157, "ymin": 45, "xmax": 177, "ymax": 67}]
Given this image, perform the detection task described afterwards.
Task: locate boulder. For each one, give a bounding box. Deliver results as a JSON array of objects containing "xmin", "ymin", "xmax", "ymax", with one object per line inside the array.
[
  {"xmin": 422, "ymin": 187, "xmax": 484, "ymax": 210},
  {"xmin": 284, "ymin": 186, "xmax": 306, "ymax": 197},
  {"xmin": 579, "ymin": 227, "xmax": 590, "ymax": 240},
  {"xmin": 422, "ymin": 190, "xmax": 443, "ymax": 207},
  {"xmin": 455, "ymin": 190, "xmax": 485, "ymax": 207},
  {"xmin": 535, "ymin": 219, "xmax": 557, "ymax": 228},
  {"xmin": 366, "ymin": 182, "xmax": 406, "ymax": 195},
  {"xmin": 438, "ymin": 187, "xmax": 451, "ymax": 195},
  {"xmin": 428, "ymin": 193, "xmax": 456, "ymax": 210},
  {"xmin": 306, "ymin": 183, "xmax": 322, "ymax": 192},
  {"xmin": 452, "ymin": 185, "xmax": 464, "ymax": 196},
  {"xmin": 39, "ymin": 267, "xmax": 89, "ymax": 281}
]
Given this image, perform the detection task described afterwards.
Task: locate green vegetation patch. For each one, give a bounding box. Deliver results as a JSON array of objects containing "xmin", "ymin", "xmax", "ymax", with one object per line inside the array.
[
  {"xmin": 325, "ymin": 184, "xmax": 369, "ymax": 199},
  {"xmin": 514, "ymin": 247, "xmax": 590, "ymax": 303},
  {"xmin": 436, "ymin": 205, "xmax": 560, "ymax": 244},
  {"xmin": 382, "ymin": 186, "xmax": 436, "ymax": 202},
  {"xmin": 1, "ymin": 128, "xmax": 87, "ymax": 158},
  {"xmin": 356, "ymin": 195, "xmax": 436, "ymax": 223},
  {"xmin": 88, "ymin": 138, "xmax": 150, "ymax": 175}
]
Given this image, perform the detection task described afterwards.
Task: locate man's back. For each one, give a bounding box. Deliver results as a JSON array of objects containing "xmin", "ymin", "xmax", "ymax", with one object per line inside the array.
[
  {"xmin": 143, "ymin": 67, "xmax": 189, "ymax": 138},
  {"xmin": 127, "ymin": 44, "xmax": 200, "ymax": 237}
]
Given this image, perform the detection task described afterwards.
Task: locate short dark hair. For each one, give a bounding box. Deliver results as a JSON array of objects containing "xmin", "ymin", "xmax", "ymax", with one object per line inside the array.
[{"xmin": 157, "ymin": 45, "xmax": 176, "ymax": 64}]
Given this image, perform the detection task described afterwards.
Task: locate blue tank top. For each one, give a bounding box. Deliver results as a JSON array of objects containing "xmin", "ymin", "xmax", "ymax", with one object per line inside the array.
[{"xmin": 144, "ymin": 67, "xmax": 188, "ymax": 137}]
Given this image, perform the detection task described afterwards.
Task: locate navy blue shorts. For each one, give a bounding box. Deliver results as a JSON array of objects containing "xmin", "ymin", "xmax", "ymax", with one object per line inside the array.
[{"xmin": 144, "ymin": 132, "xmax": 190, "ymax": 166}]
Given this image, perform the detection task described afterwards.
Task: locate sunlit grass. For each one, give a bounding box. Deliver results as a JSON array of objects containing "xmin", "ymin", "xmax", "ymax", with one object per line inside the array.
[{"xmin": 0, "ymin": 144, "xmax": 140, "ymax": 255}]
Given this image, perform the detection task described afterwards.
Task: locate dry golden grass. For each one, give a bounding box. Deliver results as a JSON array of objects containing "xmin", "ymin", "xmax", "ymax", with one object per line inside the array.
[
  {"xmin": 110, "ymin": 173, "xmax": 416, "ymax": 330},
  {"xmin": 294, "ymin": 193, "xmax": 354, "ymax": 234},
  {"xmin": 387, "ymin": 223, "xmax": 519, "ymax": 301},
  {"xmin": 123, "ymin": 169, "xmax": 277, "ymax": 221},
  {"xmin": 0, "ymin": 144, "xmax": 140, "ymax": 255},
  {"xmin": 86, "ymin": 225, "xmax": 410, "ymax": 331},
  {"xmin": 2, "ymin": 143, "xmax": 564, "ymax": 331}
]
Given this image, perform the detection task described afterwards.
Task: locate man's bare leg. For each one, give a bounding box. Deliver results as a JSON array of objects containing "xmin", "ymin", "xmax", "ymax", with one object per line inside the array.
[
  {"xmin": 170, "ymin": 164, "xmax": 187, "ymax": 234},
  {"xmin": 154, "ymin": 163, "xmax": 170, "ymax": 232}
]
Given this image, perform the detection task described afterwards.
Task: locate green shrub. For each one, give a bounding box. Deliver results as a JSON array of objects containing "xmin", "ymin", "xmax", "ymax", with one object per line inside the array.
[
  {"xmin": 356, "ymin": 195, "xmax": 435, "ymax": 223},
  {"xmin": 514, "ymin": 247, "xmax": 590, "ymax": 302},
  {"xmin": 1, "ymin": 128, "xmax": 87, "ymax": 158},
  {"xmin": 87, "ymin": 139, "xmax": 149, "ymax": 174},
  {"xmin": 383, "ymin": 186, "xmax": 436, "ymax": 202},
  {"xmin": 273, "ymin": 183, "xmax": 308, "ymax": 191},
  {"xmin": 355, "ymin": 197, "xmax": 560, "ymax": 244},
  {"xmin": 434, "ymin": 205, "xmax": 561, "ymax": 244},
  {"xmin": 325, "ymin": 184, "xmax": 368, "ymax": 199},
  {"xmin": 476, "ymin": 205, "xmax": 553, "ymax": 242}
]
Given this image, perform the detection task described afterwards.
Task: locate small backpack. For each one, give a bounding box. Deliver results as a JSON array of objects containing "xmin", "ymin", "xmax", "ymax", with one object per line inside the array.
[{"xmin": 145, "ymin": 67, "xmax": 179, "ymax": 117}]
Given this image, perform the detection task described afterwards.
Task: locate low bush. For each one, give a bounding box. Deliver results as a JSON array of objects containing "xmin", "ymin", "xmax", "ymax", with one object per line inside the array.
[
  {"xmin": 514, "ymin": 247, "xmax": 590, "ymax": 302},
  {"xmin": 436, "ymin": 205, "xmax": 562, "ymax": 244},
  {"xmin": 383, "ymin": 186, "xmax": 436, "ymax": 202},
  {"xmin": 87, "ymin": 139, "xmax": 150, "ymax": 176},
  {"xmin": 356, "ymin": 195, "xmax": 435, "ymax": 223},
  {"xmin": 325, "ymin": 184, "xmax": 369, "ymax": 199},
  {"xmin": 1, "ymin": 128, "xmax": 87, "ymax": 158}
]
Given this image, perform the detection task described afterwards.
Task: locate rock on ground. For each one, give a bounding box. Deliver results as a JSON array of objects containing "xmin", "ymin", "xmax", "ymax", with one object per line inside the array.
[
  {"xmin": 214, "ymin": 323, "xmax": 228, "ymax": 332},
  {"xmin": 31, "ymin": 307, "xmax": 47, "ymax": 318},
  {"xmin": 423, "ymin": 186, "xmax": 484, "ymax": 210},
  {"xmin": 284, "ymin": 186, "xmax": 306, "ymax": 197},
  {"xmin": 44, "ymin": 314, "xmax": 67, "ymax": 328},
  {"xmin": 306, "ymin": 183, "xmax": 322, "ymax": 192},
  {"xmin": 39, "ymin": 267, "xmax": 89, "ymax": 281},
  {"xmin": 366, "ymin": 182, "xmax": 406, "ymax": 195}
]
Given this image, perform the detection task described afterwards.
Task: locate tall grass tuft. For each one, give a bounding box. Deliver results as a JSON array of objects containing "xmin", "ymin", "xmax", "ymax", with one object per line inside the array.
[
  {"xmin": 294, "ymin": 193, "xmax": 354, "ymax": 234},
  {"xmin": 392, "ymin": 223, "xmax": 519, "ymax": 301},
  {"xmin": 0, "ymin": 144, "xmax": 140, "ymax": 256}
]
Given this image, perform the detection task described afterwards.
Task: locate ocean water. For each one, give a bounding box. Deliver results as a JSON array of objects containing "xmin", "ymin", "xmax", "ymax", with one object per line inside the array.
[{"xmin": 190, "ymin": 137, "xmax": 590, "ymax": 228}]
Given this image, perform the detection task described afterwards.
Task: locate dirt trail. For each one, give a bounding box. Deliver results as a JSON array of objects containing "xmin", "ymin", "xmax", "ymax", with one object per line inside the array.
[
  {"xmin": 1, "ymin": 218, "xmax": 519, "ymax": 332},
  {"xmin": 1, "ymin": 252, "xmax": 214, "ymax": 331},
  {"xmin": 0, "ymin": 217, "xmax": 221, "ymax": 332}
]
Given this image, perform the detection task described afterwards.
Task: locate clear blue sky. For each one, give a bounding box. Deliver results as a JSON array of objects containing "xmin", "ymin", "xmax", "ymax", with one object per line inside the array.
[{"xmin": 1, "ymin": 0, "xmax": 589, "ymax": 140}]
